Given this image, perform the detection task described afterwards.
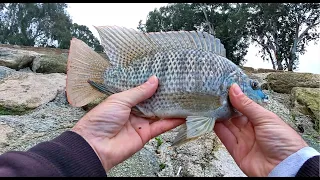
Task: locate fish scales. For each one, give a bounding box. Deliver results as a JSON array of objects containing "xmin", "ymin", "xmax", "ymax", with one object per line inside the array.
[
  {"xmin": 103, "ymin": 48, "xmax": 237, "ymax": 118},
  {"xmin": 66, "ymin": 26, "xmax": 269, "ymax": 146}
]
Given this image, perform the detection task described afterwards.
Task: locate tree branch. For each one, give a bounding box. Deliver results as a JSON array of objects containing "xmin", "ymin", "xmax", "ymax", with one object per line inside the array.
[
  {"xmin": 298, "ymin": 20, "xmax": 320, "ymax": 40},
  {"xmin": 200, "ymin": 3, "xmax": 214, "ymax": 35}
]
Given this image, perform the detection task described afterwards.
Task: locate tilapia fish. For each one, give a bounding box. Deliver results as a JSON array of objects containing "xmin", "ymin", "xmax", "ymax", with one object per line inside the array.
[{"xmin": 66, "ymin": 26, "xmax": 269, "ymax": 146}]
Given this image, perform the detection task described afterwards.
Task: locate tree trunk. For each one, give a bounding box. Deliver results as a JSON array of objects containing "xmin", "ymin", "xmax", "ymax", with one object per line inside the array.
[
  {"xmin": 273, "ymin": 51, "xmax": 284, "ymax": 70},
  {"xmin": 289, "ymin": 35, "xmax": 298, "ymax": 71},
  {"xmin": 266, "ymin": 48, "xmax": 276, "ymax": 70},
  {"xmin": 277, "ymin": 60, "xmax": 284, "ymax": 70}
]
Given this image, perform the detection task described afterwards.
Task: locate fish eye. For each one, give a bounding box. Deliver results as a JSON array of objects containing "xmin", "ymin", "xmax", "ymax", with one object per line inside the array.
[{"xmin": 251, "ymin": 81, "xmax": 258, "ymax": 90}]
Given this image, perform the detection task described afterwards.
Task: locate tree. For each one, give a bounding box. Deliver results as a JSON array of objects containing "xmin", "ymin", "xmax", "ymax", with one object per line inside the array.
[
  {"xmin": 248, "ymin": 3, "xmax": 320, "ymax": 71},
  {"xmin": 71, "ymin": 23, "xmax": 103, "ymax": 52},
  {"xmin": 137, "ymin": 20, "xmax": 146, "ymax": 33},
  {"xmin": 286, "ymin": 3, "xmax": 320, "ymax": 71},
  {"xmin": 0, "ymin": 3, "xmax": 103, "ymax": 52},
  {"xmin": 0, "ymin": 3, "xmax": 72, "ymax": 47},
  {"xmin": 144, "ymin": 3, "xmax": 202, "ymax": 32},
  {"xmin": 140, "ymin": 3, "xmax": 251, "ymax": 65}
]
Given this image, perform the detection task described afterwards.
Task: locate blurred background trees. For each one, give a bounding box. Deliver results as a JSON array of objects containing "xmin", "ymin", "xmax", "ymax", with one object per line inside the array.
[
  {"xmin": 0, "ymin": 3, "xmax": 103, "ymax": 52},
  {"xmin": 0, "ymin": 3, "xmax": 319, "ymax": 70},
  {"xmin": 139, "ymin": 3, "xmax": 320, "ymax": 70}
]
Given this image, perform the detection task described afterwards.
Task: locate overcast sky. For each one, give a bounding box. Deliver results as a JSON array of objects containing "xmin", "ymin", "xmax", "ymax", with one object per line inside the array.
[{"xmin": 67, "ymin": 3, "xmax": 320, "ymax": 74}]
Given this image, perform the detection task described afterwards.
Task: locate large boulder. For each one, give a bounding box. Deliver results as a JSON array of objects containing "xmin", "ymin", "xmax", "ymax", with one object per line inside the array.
[
  {"xmin": 31, "ymin": 54, "xmax": 68, "ymax": 73},
  {"xmin": 0, "ymin": 47, "xmax": 39, "ymax": 70},
  {"xmin": 0, "ymin": 73, "xmax": 66, "ymax": 115},
  {"xmin": 291, "ymin": 87, "xmax": 320, "ymax": 131},
  {"xmin": 266, "ymin": 72, "xmax": 320, "ymax": 94}
]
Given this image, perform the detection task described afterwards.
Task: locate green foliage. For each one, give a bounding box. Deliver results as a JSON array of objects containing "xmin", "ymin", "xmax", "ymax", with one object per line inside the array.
[
  {"xmin": 71, "ymin": 23, "xmax": 103, "ymax": 52},
  {"xmin": 159, "ymin": 163, "xmax": 166, "ymax": 170},
  {"xmin": 0, "ymin": 3, "xmax": 102, "ymax": 52},
  {"xmin": 155, "ymin": 136, "xmax": 163, "ymax": 147},
  {"xmin": 140, "ymin": 3, "xmax": 320, "ymax": 69},
  {"xmin": 247, "ymin": 3, "xmax": 320, "ymax": 71},
  {"xmin": 141, "ymin": 3, "xmax": 251, "ymax": 65}
]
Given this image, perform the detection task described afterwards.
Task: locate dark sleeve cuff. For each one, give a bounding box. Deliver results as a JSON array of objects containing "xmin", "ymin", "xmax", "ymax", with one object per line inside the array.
[
  {"xmin": 296, "ymin": 155, "xmax": 320, "ymax": 177},
  {"xmin": 27, "ymin": 131, "xmax": 106, "ymax": 177}
]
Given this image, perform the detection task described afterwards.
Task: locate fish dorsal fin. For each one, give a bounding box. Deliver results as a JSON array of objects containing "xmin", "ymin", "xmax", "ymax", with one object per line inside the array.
[{"xmin": 95, "ymin": 26, "xmax": 226, "ymax": 67}]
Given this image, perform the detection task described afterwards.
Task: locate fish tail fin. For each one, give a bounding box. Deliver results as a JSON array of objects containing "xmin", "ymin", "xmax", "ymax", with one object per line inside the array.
[
  {"xmin": 66, "ymin": 38, "xmax": 110, "ymax": 107},
  {"xmin": 171, "ymin": 116, "xmax": 216, "ymax": 146}
]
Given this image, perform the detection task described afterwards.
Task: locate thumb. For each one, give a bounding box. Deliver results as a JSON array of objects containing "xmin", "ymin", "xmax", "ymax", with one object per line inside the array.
[
  {"xmin": 108, "ymin": 75, "xmax": 158, "ymax": 107},
  {"xmin": 229, "ymin": 83, "xmax": 276, "ymax": 126}
]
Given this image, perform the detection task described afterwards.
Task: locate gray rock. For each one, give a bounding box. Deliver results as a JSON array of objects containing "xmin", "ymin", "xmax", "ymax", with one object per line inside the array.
[
  {"xmin": 0, "ymin": 72, "xmax": 66, "ymax": 115},
  {"xmin": 0, "ymin": 66, "xmax": 16, "ymax": 80},
  {"xmin": 0, "ymin": 91, "xmax": 85, "ymax": 154},
  {"xmin": 0, "ymin": 124, "xmax": 13, "ymax": 149},
  {"xmin": 31, "ymin": 54, "xmax": 68, "ymax": 74},
  {"xmin": 0, "ymin": 47, "xmax": 39, "ymax": 70},
  {"xmin": 266, "ymin": 72, "xmax": 320, "ymax": 93}
]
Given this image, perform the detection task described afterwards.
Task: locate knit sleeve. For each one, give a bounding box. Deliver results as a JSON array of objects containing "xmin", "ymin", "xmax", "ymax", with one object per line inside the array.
[
  {"xmin": 0, "ymin": 131, "xmax": 106, "ymax": 177},
  {"xmin": 268, "ymin": 146, "xmax": 320, "ymax": 177},
  {"xmin": 296, "ymin": 155, "xmax": 319, "ymax": 177}
]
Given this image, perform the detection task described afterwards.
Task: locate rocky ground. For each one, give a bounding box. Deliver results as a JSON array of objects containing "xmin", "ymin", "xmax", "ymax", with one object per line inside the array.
[{"xmin": 0, "ymin": 45, "xmax": 319, "ymax": 177}]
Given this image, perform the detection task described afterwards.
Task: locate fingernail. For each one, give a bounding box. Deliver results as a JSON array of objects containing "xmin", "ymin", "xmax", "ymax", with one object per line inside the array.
[
  {"xmin": 147, "ymin": 75, "xmax": 157, "ymax": 84},
  {"xmin": 232, "ymin": 83, "xmax": 243, "ymax": 96}
]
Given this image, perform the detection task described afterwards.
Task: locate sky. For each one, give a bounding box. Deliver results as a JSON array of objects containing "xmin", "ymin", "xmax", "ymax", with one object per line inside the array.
[{"xmin": 67, "ymin": 3, "xmax": 320, "ymax": 74}]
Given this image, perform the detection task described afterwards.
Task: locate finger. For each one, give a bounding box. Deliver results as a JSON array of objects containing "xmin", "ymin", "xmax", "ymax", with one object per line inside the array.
[
  {"xmin": 230, "ymin": 115, "xmax": 249, "ymax": 130},
  {"xmin": 229, "ymin": 83, "xmax": 278, "ymax": 126},
  {"xmin": 214, "ymin": 122, "xmax": 237, "ymax": 153},
  {"xmin": 222, "ymin": 120, "xmax": 241, "ymax": 138},
  {"xmin": 149, "ymin": 118, "xmax": 185, "ymax": 139},
  {"xmin": 108, "ymin": 75, "xmax": 159, "ymax": 107}
]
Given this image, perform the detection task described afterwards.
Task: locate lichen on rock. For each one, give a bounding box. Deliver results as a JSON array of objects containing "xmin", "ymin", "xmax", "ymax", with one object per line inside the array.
[{"xmin": 291, "ymin": 87, "xmax": 320, "ymax": 131}]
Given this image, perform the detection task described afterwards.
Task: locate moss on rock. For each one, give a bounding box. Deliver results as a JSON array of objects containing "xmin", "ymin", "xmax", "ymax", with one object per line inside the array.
[
  {"xmin": 291, "ymin": 87, "xmax": 320, "ymax": 131},
  {"xmin": 0, "ymin": 104, "xmax": 31, "ymax": 115}
]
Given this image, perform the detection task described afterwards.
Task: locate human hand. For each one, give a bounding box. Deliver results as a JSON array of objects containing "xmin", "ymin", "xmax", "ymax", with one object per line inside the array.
[
  {"xmin": 214, "ymin": 83, "xmax": 308, "ymax": 177},
  {"xmin": 71, "ymin": 76, "xmax": 185, "ymax": 172}
]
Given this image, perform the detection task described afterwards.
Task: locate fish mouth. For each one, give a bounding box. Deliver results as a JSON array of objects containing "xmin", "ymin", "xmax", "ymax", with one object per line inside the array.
[
  {"xmin": 256, "ymin": 99, "xmax": 268, "ymax": 107},
  {"xmin": 260, "ymin": 99, "xmax": 269, "ymax": 107}
]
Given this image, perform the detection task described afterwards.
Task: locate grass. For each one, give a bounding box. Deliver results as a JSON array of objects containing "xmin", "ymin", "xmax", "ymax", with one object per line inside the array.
[
  {"xmin": 0, "ymin": 105, "xmax": 30, "ymax": 115},
  {"xmin": 155, "ymin": 136, "xmax": 163, "ymax": 148},
  {"xmin": 159, "ymin": 163, "xmax": 166, "ymax": 171}
]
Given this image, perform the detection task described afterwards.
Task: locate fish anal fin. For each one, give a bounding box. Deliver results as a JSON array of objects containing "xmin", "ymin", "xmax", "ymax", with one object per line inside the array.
[{"xmin": 171, "ymin": 116, "xmax": 216, "ymax": 147}]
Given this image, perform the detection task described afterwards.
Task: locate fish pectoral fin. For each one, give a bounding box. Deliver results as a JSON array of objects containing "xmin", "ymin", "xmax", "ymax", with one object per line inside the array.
[
  {"xmin": 87, "ymin": 80, "xmax": 115, "ymax": 95},
  {"xmin": 171, "ymin": 116, "xmax": 216, "ymax": 147}
]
